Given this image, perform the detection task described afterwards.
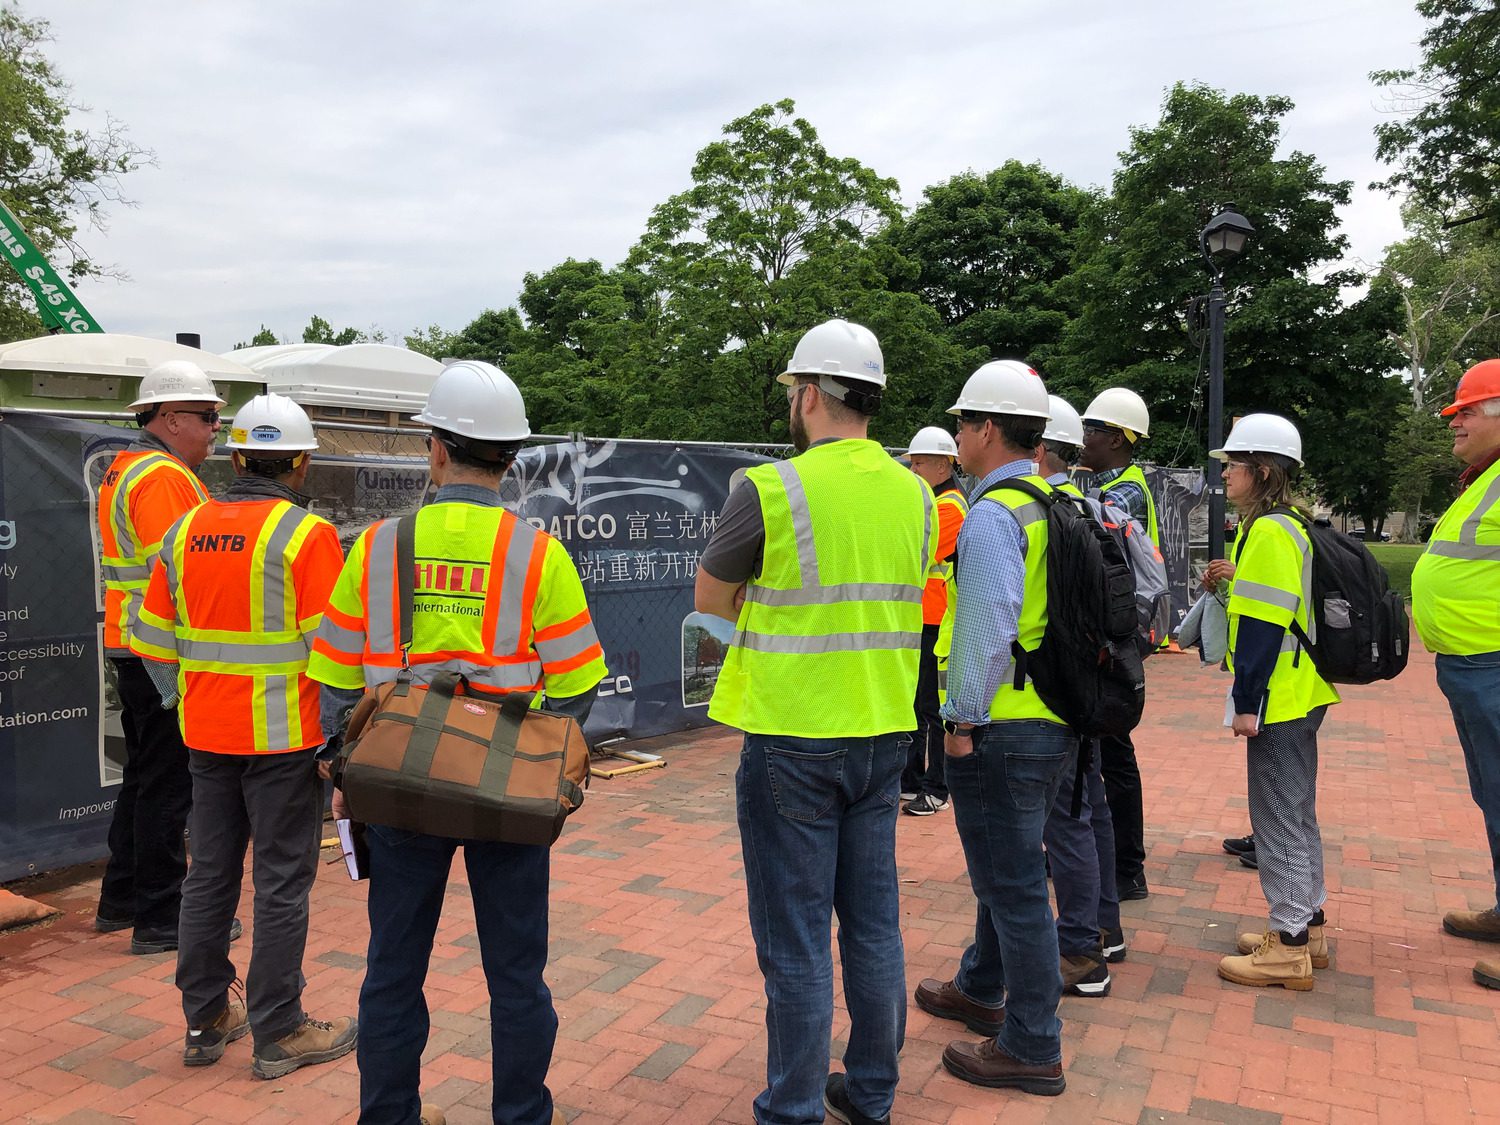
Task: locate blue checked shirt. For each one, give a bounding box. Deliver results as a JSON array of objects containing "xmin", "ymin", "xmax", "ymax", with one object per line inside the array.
[{"xmin": 941, "ymin": 458, "xmax": 1035, "ymax": 726}]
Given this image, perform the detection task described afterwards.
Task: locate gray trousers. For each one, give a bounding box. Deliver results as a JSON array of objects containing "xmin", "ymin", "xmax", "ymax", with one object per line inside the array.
[
  {"xmin": 1246, "ymin": 706, "xmax": 1328, "ymax": 934},
  {"xmin": 177, "ymin": 748, "xmax": 322, "ymax": 1048}
]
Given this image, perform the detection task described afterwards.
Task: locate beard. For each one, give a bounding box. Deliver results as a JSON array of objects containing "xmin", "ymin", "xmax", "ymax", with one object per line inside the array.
[{"xmin": 789, "ymin": 392, "xmax": 810, "ymax": 453}]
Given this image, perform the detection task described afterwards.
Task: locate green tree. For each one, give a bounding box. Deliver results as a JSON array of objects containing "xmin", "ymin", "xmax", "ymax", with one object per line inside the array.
[
  {"xmin": 1373, "ymin": 0, "xmax": 1500, "ymax": 231},
  {"xmin": 0, "ymin": 5, "xmax": 150, "ymax": 341},
  {"xmin": 302, "ymin": 314, "xmax": 363, "ymax": 346},
  {"xmin": 1056, "ymin": 82, "xmax": 1403, "ymax": 525},
  {"xmin": 884, "ymin": 161, "xmax": 1094, "ymax": 366},
  {"xmin": 403, "ymin": 324, "xmax": 462, "ymax": 360},
  {"xmin": 232, "ymin": 325, "xmax": 279, "ymax": 349}
]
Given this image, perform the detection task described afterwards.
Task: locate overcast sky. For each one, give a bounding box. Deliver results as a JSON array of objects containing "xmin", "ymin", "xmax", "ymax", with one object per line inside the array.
[{"xmin": 38, "ymin": 0, "xmax": 1426, "ymax": 354}]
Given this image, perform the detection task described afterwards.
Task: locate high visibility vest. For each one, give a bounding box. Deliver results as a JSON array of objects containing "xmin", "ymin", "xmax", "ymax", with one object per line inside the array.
[
  {"xmin": 307, "ymin": 502, "xmax": 607, "ymax": 702},
  {"xmin": 1412, "ymin": 457, "xmax": 1500, "ymax": 656},
  {"xmin": 1099, "ymin": 463, "xmax": 1158, "ymax": 547},
  {"xmin": 97, "ymin": 448, "xmax": 209, "ymax": 653},
  {"xmin": 131, "ymin": 498, "xmax": 344, "ymax": 754},
  {"xmin": 922, "ymin": 484, "xmax": 969, "ymax": 626},
  {"xmin": 708, "ymin": 439, "xmax": 933, "ymax": 738},
  {"xmin": 1226, "ymin": 512, "xmax": 1339, "ymax": 724}
]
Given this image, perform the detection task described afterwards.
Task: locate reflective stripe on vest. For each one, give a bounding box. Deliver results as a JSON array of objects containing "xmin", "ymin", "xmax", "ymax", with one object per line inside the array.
[
  {"xmin": 1099, "ymin": 463, "xmax": 1158, "ymax": 545},
  {"xmin": 1413, "ymin": 456, "xmax": 1500, "ymax": 654}
]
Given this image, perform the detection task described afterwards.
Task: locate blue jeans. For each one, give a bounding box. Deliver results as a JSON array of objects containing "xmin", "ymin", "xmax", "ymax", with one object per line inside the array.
[
  {"xmin": 1043, "ymin": 743, "xmax": 1120, "ymax": 956},
  {"xmin": 358, "ymin": 826, "xmax": 555, "ymax": 1125},
  {"xmin": 946, "ymin": 721, "xmax": 1075, "ymax": 1066},
  {"xmin": 1436, "ymin": 652, "xmax": 1500, "ymax": 909},
  {"xmin": 736, "ymin": 732, "xmax": 908, "ymax": 1125}
]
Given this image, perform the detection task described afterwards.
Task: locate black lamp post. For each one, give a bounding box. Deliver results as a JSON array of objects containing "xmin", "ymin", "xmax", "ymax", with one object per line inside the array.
[{"xmin": 1201, "ymin": 203, "xmax": 1255, "ymax": 563}]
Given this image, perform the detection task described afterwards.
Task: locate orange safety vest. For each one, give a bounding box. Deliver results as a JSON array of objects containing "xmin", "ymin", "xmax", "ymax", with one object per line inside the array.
[
  {"xmin": 130, "ymin": 497, "xmax": 344, "ymax": 754},
  {"xmin": 97, "ymin": 447, "xmax": 210, "ymax": 653},
  {"xmin": 922, "ymin": 483, "xmax": 968, "ymax": 626}
]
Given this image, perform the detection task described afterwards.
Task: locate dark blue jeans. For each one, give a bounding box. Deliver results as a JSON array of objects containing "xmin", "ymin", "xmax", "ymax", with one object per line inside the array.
[
  {"xmin": 1436, "ymin": 651, "xmax": 1500, "ymax": 909},
  {"xmin": 1043, "ymin": 742, "xmax": 1120, "ymax": 956},
  {"xmin": 947, "ymin": 721, "xmax": 1075, "ymax": 1066},
  {"xmin": 358, "ymin": 826, "xmax": 555, "ymax": 1125},
  {"xmin": 736, "ymin": 731, "xmax": 908, "ymax": 1125}
]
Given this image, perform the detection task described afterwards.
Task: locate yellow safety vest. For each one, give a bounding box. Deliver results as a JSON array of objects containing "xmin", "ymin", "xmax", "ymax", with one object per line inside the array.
[
  {"xmin": 1412, "ymin": 457, "xmax": 1500, "ymax": 656},
  {"xmin": 1226, "ymin": 512, "xmax": 1339, "ymax": 723},
  {"xmin": 1099, "ymin": 463, "xmax": 1158, "ymax": 546},
  {"xmin": 708, "ymin": 439, "xmax": 933, "ymax": 738}
]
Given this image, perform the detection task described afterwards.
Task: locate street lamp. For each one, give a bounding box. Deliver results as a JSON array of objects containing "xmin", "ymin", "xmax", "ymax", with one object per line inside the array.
[{"xmin": 1200, "ymin": 203, "xmax": 1255, "ymax": 564}]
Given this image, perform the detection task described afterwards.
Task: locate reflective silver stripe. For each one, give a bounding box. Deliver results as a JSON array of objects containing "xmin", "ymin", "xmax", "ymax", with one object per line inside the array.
[
  {"xmin": 772, "ymin": 459, "xmax": 820, "ymax": 586},
  {"xmin": 159, "ymin": 518, "xmax": 185, "ymax": 602},
  {"xmin": 108, "ymin": 455, "xmax": 163, "ymax": 564},
  {"xmin": 261, "ymin": 673, "xmax": 292, "ymax": 750},
  {"xmin": 491, "ymin": 517, "xmax": 543, "ymax": 657},
  {"xmin": 366, "ymin": 659, "xmax": 543, "ymax": 691},
  {"xmin": 259, "ymin": 504, "xmax": 305, "ymax": 634},
  {"xmin": 1460, "ymin": 471, "xmax": 1500, "ymax": 544},
  {"xmin": 1263, "ymin": 514, "xmax": 1315, "ymax": 644},
  {"xmin": 1279, "ymin": 634, "xmax": 1301, "ymax": 654},
  {"xmin": 1233, "ymin": 579, "xmax": 1300, "ymax": 613},
  {"xmin": 177, "ymin": 637, "xmax": 312, "ymax": 665},
  {"xmin": 102, "ymin": 563, "xmax": 152, "ymax": 583},
  {"xmin": 365, "ymin": 520, "xmax": 400, "ymax": 653},
  {"xmin": 728, "ymin": 629, "xmax": 922, "ymax": 655},
  {"xmin": 918, "ymin": 476, "xmax": 934, "ymax": 578},
  {"xmin": 745, "ymin": 582, "xmax": 923, "ymax": 608},
  {"xmin": 316, "ymin": 616, "xmax": 366, "ymax": 655},
  {"xmin": 1011, "ymin": 500, "xmax": 1047, "ymax": 529},
  {"xmin": 535, "ymin": 620, "xmax": 601, "ymax": 666},
  {"xmin": 130, "ymin": 617, "xmax": 177, "ymax": 655},
  {"xmin": 1425, "ymin": 540, "xmax": 1500, "ymax": 561}
]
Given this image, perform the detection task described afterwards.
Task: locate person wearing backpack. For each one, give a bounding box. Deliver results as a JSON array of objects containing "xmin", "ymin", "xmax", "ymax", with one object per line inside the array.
[
  {"xmin": 1205, "ymin": 414, "xmax": 1338, "ymax": 992},
  {"xmin": 1411, "ymin": 359, "xmax": 1500, "ymax": 991},
  {"xmin": 915, "ymin": 360, "xmax": 1074, "ymax": 1097},
  {"xmin": 1079, "ymin": 387, "xmax": 1158, "ymax": 901}
]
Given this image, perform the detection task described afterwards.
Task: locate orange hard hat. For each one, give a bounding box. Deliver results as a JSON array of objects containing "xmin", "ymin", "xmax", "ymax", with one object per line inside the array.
[{"xmin": 1442, "ymin": 358, "xmax": 1500, "ymax": 416}]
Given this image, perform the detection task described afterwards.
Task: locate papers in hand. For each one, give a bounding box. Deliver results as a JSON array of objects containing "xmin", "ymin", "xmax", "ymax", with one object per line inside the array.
[{"xmin": 336, "ymin": 818, "xmax": 368, "ymax": 881}]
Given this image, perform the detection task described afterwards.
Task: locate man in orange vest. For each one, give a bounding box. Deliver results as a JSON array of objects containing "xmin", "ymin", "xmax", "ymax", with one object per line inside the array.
[
  {"xmin": 132, "ymin": 394, "xmax": 355, "ymax": 1077},
  {"xmin": 95, "ymin": 360, "xmax": 229, "ymax": 954}
]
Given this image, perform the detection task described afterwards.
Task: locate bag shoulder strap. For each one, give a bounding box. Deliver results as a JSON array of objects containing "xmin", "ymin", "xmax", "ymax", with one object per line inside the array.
[
  {"xmin": 396, "ymin": 515, "xmax": 416, "ymax": 653},
  {"xmin": 983, "ymin": 476, "xmax": 1052, "ymax": 506}
]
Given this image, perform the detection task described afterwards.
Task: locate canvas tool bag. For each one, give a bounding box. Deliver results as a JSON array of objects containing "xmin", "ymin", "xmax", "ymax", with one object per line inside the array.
[{"xmin": 335, "ymin": 516, "xmax": 590, "ymax": 846}]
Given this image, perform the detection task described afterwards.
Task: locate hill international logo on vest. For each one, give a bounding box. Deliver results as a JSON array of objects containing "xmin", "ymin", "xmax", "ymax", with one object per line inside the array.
[{"xmin": 413, "ymin": 561, "xmax": 489, "ymax": 597}]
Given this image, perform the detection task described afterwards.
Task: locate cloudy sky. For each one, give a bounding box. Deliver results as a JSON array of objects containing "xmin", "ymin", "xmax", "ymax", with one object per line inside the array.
[{"xmin": 38, "ymin": 0, "xmax": 1426, "ymax": 354}]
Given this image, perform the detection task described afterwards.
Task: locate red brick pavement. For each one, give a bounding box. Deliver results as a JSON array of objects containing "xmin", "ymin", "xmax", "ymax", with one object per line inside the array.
[{"xmin": 3, "ymin": 647, "xmax": 1499, "ymax": 1123}]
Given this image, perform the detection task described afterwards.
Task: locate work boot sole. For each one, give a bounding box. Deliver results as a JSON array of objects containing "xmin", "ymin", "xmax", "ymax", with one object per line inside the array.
[
  {"xmin": 1443, "ymin": 919, "xmax": 1500, "ymax": 943},
  {"xmin": 252, "ymin": 1035, "xmax": 357, "ymax": 1080},
  {"xmin": 183, "ymin": 1022, "xmax": 248, "ymax": 1067},
  {"xmin": 1065, "ymin": 976, "xmax": 1111, "ymax": 998},
  {"xmin": 940, "ymin": 1052, "xmax": 1065, "ymax": 1096},
  {"xmin": 1475, "ymin": 964, "xmax": 1500, "ymax": 990},
  {"xmin": 914, "ymin": 991, "xmax": 1003, "ymax": 1036},
  {"xmin": 1217, "ymin": 964, "xmax": 1314, "ymax": 991}
]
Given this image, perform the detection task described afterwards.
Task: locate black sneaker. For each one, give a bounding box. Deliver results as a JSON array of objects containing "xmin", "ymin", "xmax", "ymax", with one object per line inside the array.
[
  {"xmin": 1061, "ymin": 953, "xmax": 1112, "ymax": 997},
  {"xmin": 1223, "ymin": 833, "xmax": 1254, "ymax": 857},
  {"xmin": 132, "ymin": 917, "xmax": 243, "ymax": 956},
  {"xmin": 93, "ymin": 909, "xmax": 134, "ymax": 934},
  {"xmin": 1100, "ymin": 926, "xmax": 1127, "ymax": 963},
  {"xmin": 903, "ymin": 793, "xmax": 949, "ymax": 816},
  {"xmin": 1239, "ymin": 849, "xmax": 1258, "ymax": 870},
  {"xmin": 823, "ymin": 1073, "xmax": 889, "ymax": 1125},
  {"xmin": 1118, "ymin": 872, "xmax": 1149, "ymax": 901}
]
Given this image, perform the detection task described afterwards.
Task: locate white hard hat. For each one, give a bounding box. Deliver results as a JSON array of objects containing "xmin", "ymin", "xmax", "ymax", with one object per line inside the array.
[
  {"xmin": 906, "ymin": 426, "xmax": 958, "ymax": 457},
  {"xmin": 778, "ymin": 319, "xmax": 885, "ymax": 388},
  {"xmin": 946, "ymin": 360, "xmax": 1050, "ymax": 419},
  {"xmin": 1082, "ymin": 387, "xmax": 1150, "ymax": 440},
  {"xmin": 413, "ymin": 360, "xmax": 531, "ymax": 442},
  {"xmin": 226, "ymin": 393, "xmax": 318, "ymax": 453},
  {"xmin": 1042, "ymin": 396, "xmax": 1084, "ymax": 447},
  {"xmin": 1211, "ymin": 413, "xmax": 1303, "ymax": 466},
  {"xmin": 128, "ymin": 360, "xmax": 228, "ymax": 411}
]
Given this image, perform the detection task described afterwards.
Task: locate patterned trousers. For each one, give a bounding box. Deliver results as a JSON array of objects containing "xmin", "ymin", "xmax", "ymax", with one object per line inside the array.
[{"xmin": 1246, "ymin": 706, "xmax": 1328, "ymax": 934}]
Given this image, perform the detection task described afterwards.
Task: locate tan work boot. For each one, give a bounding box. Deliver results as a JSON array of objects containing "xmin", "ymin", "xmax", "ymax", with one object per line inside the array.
[
  {"xmin": 1444, "ymin": 908, "xmax": 1500, "ymax": 942},
  {"xmin": 1476, "ymin": 960, "xmax": 1500, "ymax": 990},
  {"xmin": 1218, "ymin": 931, "xmax": 1314, "ymax": 991},
  {"xmin": 419, "ymin": 1107, "xmax": 446, "ymax": 1125},
  {"xmin": 1238, "ymin": 924, "xmax": 1329, "ymax": 968},
  {"xmin": 251, "ymin": 1015, "xmax": 358, "ymax": 1079},
  {"xmin": 183, "ymin": 994, "xmax": 249, "ymax": 1066}
]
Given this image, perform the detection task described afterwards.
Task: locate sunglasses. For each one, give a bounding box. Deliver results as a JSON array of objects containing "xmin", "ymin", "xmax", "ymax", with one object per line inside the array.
[
  {"xmin": 167, "ymin": 409, "xmax": 220, "ymax": 425},
  {"xmin": 1082, "ymin": 423, "xmax": 1120, "ymax": 438}
]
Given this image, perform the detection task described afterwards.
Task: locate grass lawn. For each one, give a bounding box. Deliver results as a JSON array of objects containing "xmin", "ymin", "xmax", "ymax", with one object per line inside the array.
[{"xmin": 1368, "ymin": 543, "xmax": 1425, "ymax": 601}]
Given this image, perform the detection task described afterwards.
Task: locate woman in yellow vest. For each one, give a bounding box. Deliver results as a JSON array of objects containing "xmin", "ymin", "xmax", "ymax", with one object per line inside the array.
[{"xmin": 1205, "ymin": 414, "xmax": 1338, "ymax": 992}]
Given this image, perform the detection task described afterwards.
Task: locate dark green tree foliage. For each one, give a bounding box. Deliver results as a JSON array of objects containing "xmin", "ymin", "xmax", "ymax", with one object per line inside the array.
[
  {"xmin": 302, "ymin": 314, "xmax": 361, "ymax": 346},
  {"xmin": 1374, "ymin": 0, "xmax": 1500, "ymax": 231},
  {"xmin": 232, "ymin": 325, "xmax": 278, "ymax": 349},
  {"xmin": 0, "ymin": 5, "xmax": 149, "ymax": 341},
  {"xmin": 1058, "ymin": 83, "xmax": 1403, "ymax": 508},
  {"xmin": 885, "ymin": 161, "xmax": 1093, "ymax": 367}
]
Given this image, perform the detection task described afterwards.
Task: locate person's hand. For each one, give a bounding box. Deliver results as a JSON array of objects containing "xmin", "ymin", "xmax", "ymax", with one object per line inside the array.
[
  {"xmin": 944, "ymin": 730, "xmax": 975, "ymax": 758},
  {"xmin": 317, "ymin": 759, "xmax": 333, "ymax": 781},
  {"xmin": 1202, "ymin": 559, "xmax": 1236, "ymax": 592},
  {"xmin": 1231, "ymin": 713, "xmax": 1260, "ymax": 738},
  {"xmin": 331, "ymin": 786, "xmax": 349, "ymax": 820}
]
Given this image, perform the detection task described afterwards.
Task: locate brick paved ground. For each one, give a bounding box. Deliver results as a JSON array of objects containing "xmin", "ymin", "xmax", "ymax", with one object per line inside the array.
[{"xmin": 3, "ymin": 646, "xmax": 1499, "ymax": 1123}]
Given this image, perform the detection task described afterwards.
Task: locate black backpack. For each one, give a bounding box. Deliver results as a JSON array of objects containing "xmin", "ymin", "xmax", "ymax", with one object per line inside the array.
[
  {"xmin": 1267, "ymin": 509, "xmax": 1409, "ymax": 685},
  {"xmin": 983, "ymin": 479, "xmax": 1145, "ymax": 740}
]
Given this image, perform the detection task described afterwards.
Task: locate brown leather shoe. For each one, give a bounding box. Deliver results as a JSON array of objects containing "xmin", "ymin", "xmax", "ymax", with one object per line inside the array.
[
  {"xmin": 914, "ymin": 978, "xmax": 1005, "ymax": 1036},
  {"xmin": 941, "ymin": 1038, "xmax": 1065, "ymax": 1095},
  {"xmin": 1476, "ymin": 960, "xmax": 1500, "ymax": 990},
  {"xmin": 182, "ymin": 994, "xmax": 248, "ymax": 1066},
  {"xmin": 251, "ymin": 1015, "xmax": 357, "ymax": 1079},
  {"xmin": 1444, "ymin": 908, "xmax": 1500, "ymax": 942},
  {"xmin": 418, "ymin": 1106, "xmax": 446, "ymax": 1125}
]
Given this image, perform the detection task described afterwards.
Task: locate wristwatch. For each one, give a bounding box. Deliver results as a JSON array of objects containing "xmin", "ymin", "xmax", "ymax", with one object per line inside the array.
[{"xmin": 942, "ymin": 720, "xmax": 975, "ymax": 736}]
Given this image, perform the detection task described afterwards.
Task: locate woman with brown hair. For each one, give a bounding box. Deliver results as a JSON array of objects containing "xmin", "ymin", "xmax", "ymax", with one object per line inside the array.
[{"xmin": 1201, "ymin": 413, "xmax": 1339, "ymax": 991}]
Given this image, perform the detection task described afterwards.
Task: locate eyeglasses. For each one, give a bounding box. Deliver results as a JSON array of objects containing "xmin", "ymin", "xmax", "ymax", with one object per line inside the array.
[
  {"xmin": 1223, "ymin": 460, "xmax": 1249, "ymax": 473},
  {"xmin": 167, "ymin": 409, "xmax": 220, "ymax": 425},
  {"xmin": 1082, "ymin": 423, "xmax": 1120, "ymax": 439}
]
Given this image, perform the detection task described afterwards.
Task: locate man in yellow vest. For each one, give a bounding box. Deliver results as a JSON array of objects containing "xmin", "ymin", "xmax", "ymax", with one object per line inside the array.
[
  {"xmin": 915, "ymin": 359, "xmax": 1072, "ymax": 1098},
  {"xmin": 131, "ymin": 394, "xmax": 356, "ymax": 1076},
  {"xmin": 696, "ymin": 319, "xmax": 933, "ymax": 1125},
  {"xmin": 311, "ymin": 361, "xmax": 604, "ymax": 1125},
  {"xmin": 1412, "ymin": 358, "xmax": 1500, "ymax": 992},
  {"xmin": 95, "ymin": 360, "xmax": 236, "ymax": 954},
  {"xmin": 1079, "ymin": 386, "xmax": 1157, "ymax": 901},
  {"xmin": 901, "ymin": 426, "xmax": 968, "ymax": 817}
]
